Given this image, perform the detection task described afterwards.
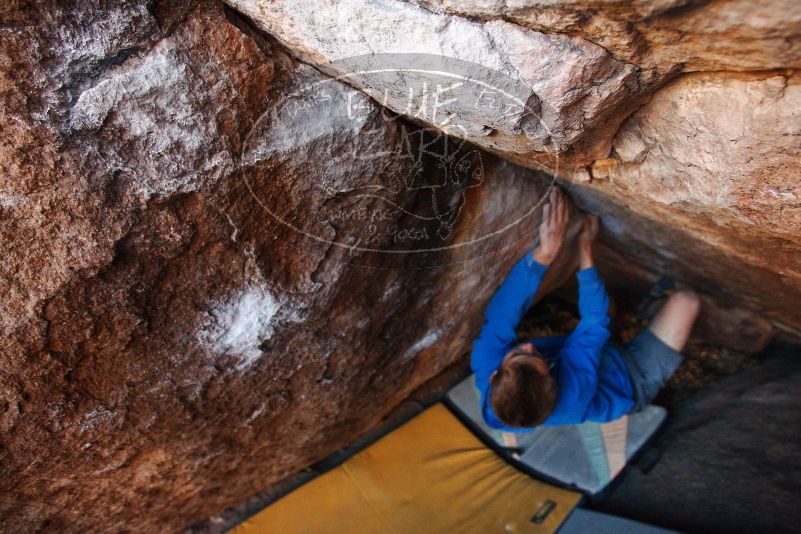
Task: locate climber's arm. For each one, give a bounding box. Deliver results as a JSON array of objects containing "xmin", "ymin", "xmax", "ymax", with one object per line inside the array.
[
  {"xmin": 545, "ymin": 215, "xmax": 611, "ymax": 424},
  {"xmin": 471, "ymin": 187, "xmax": 570, "ymax": 393},
  {"xmin": 470, "ymin": 255, "xmax": 550, "ymax": 386}
]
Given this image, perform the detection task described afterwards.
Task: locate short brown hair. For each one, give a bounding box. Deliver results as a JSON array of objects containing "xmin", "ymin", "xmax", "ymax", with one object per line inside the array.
[{"xmin": 490, "ymin": 359, "xmax": 557, "ymax": 427}]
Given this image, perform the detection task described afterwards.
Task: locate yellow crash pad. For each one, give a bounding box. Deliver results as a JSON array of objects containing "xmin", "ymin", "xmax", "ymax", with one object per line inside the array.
[{"xmin": 233, "ymin": 404, "xmax": 580, "ymax": 534}]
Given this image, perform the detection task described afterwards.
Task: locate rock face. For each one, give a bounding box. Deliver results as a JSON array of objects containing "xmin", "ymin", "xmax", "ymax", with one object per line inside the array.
[
  {"xmin": 599, "ymin": 344, "xmax": 801, "ymax": 533},
  {"xmin": 224, "ymin": 0, "xmax": 801, "ymax": 166},
  {"xmin": 587, "ymin": 71, "xmax": 801, "ymax": 337},
  {"xmin": 223, "ymin": 0, "xmax": 646, "ymax": 164},
  {"xmin": 1, "ymin": 0, "xmax": 799, "ymax": 532},
  {"xmin": 414, "ymin": 0, "xmax": 801, "ymax": 75},
  {"xmin": 0, "ymin": 1, "xmax": 577, "ymax": 530},
  {"xmin": 225, "ymin": 0, "xmax": 801, "ymax": 339}
]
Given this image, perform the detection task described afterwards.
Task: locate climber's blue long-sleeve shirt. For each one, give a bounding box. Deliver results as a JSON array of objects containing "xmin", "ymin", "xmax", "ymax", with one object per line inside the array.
[{"xmin": 470, "ymin": 252, "xmax": 634, "ymax": 432}]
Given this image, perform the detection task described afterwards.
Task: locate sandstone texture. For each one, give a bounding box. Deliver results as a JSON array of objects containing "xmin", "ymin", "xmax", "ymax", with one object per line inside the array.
[
  {"xmin": 224, "ymin": 0, "xmax": 646, "ymax": 164},
  {"xmin": 414, "ymin": 0, "xmax": 801, "ymax": 75},
  {"xmin": 0, "ymin": 1, "xmax": 577, "ymax": 530},
  {"xmin": 225, "ymin": 0, "xmax": 801, "ymax": 164},
  {"xmin": 225, "ymin": 0, "xmax": 801, "ymax": 339},
  {"xmin": 600, "ymin": 345, "xmax": 801, "ymax": 533},
  {"xmin": 587, "ymin": 71, "xmax": 801, "ymax": 337},
  {"xmin": 2, "ymin": 0, "xmax": 800, "ymax": 531}
]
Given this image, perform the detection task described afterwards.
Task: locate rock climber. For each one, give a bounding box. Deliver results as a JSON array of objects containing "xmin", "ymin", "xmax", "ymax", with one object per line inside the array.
[{"xmin": 471, "ymin": 186, "xmax": 700, "ymax": 430}]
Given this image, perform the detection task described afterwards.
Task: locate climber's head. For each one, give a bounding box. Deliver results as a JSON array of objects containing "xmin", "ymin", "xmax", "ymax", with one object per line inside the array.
[{"xmin": 489, "ymin": 342, "xmax": 557, "ymax": 427}]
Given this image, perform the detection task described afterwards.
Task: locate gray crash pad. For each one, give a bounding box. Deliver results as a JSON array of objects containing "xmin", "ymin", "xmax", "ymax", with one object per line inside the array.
[
  {"xmin": 558, "ymin": 508, "xmax": 676, "ymax": 533},
  {"xmin": 446, "ymin": 375, "xmax": 666, "ymax": 495}
]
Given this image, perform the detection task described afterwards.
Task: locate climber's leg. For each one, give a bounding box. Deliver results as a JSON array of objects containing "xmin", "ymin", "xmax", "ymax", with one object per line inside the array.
[
  {"xmin": 619, "ymin": 290, "xmax": 701, "ymax": 410},
  {"xmin": 647, "ymin": 290, "xmax": 701, "ymax": 353}
]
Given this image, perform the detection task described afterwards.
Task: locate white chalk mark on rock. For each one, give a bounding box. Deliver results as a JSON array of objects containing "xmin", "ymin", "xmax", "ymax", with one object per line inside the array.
[
  {"xmin": 403, "ymin": 329, "xmax": 442, "ymax": 359},
  {"xmin": 199, "ymin": 286, "xmax": 284, "ymax": 370},
  {"xmin": 68, "ymin": 42, "xmax": 234, "ymax": 198}
]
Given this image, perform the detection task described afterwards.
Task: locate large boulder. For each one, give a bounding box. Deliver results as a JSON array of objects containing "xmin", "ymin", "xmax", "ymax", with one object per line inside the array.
[
  {"xmin": 1, "ymin": 0, "xmax": 798, "ymax": 531},
  {"xmin": 413, "ymin": 0, "xmax": 801, "ymax": 75},
  {"xmin": 223, "ymin": 0, "xmax": 801, "ymax": 341},
  {"xmin": 223, "ymin": 0, "xmax": 801, "ymax": 167},
  {"xmin": 0, "ymin": 0, "xmax": 576, "ymax": 530},
  {"xmin": 587, "ymin": 71, "xmax": 801, "ymax": 338},
  {"xmin": 223, "ymin": 0, "xmax": 647, "ymax": 164}
]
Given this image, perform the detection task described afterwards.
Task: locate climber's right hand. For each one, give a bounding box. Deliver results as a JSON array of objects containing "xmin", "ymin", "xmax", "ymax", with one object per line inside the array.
[
  {"xmin": 578, "ymin": 214, "xmax": 599, "ymax": 270},
  {"xmin": 533, "ymin": 186, "xmax": 569, "ymax": 265}
]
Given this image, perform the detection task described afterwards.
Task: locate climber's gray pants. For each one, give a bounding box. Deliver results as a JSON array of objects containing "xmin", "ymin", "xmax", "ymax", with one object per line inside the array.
[{"xmin": 618, "ymin": 328, "xmax": 684, "ymax": 412}]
